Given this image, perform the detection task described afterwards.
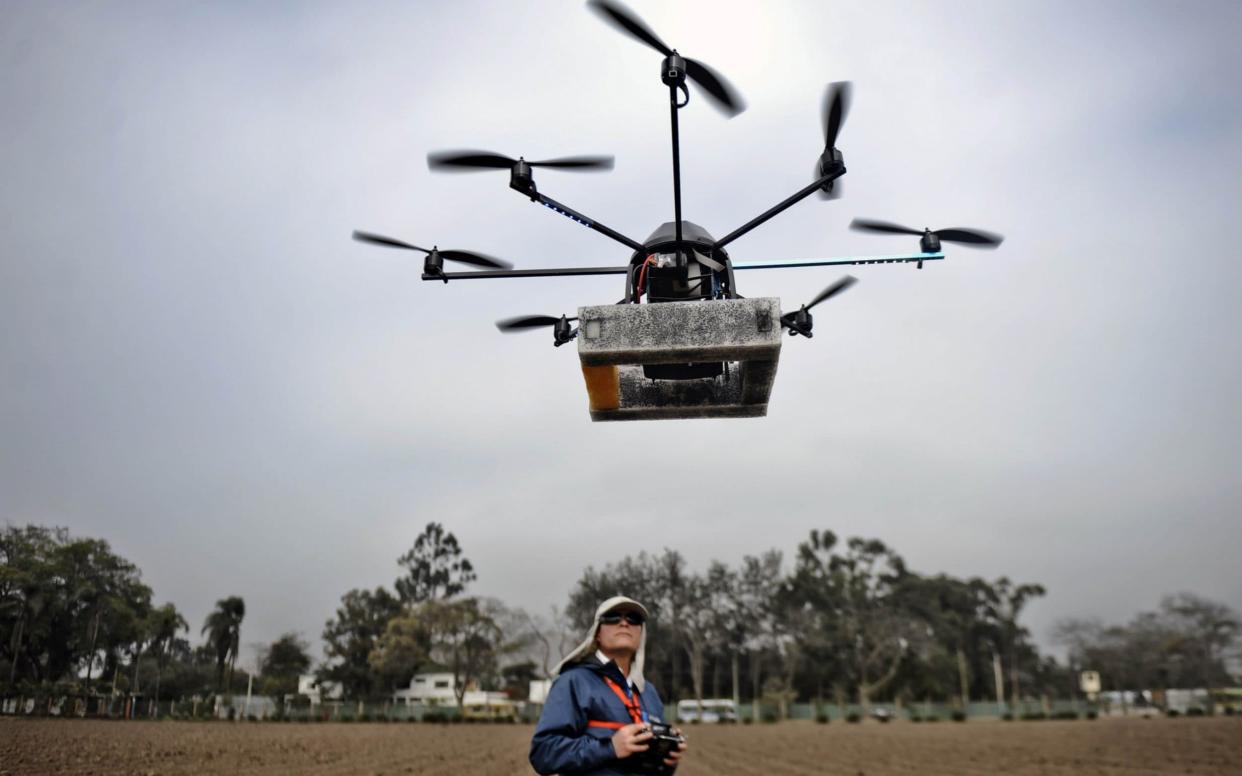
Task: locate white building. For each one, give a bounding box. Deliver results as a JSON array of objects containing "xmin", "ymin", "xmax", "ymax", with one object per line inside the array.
[
  {"xmin": 391, "ymin": 670, "xmax": 508, "ymax": 708},
  {"xmin": 297, "ymin": 674, "xmax": 343, "ymax": 705}
]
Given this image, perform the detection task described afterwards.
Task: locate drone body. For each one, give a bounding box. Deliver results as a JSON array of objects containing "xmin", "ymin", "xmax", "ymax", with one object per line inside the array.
[{"xmin": 354, "ymin": 0, "xmax": 1003, "ymax": 421}]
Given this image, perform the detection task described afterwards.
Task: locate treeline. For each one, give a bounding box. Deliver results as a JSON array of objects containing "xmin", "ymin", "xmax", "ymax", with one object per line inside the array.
[
  {"xmin": 1055, "ymin": 595, "xmax": 1238, "ymax": 692},
  {"xmin": 567, "ymin": 531, "xmax": 1054, "ymax": 716},
  {"xmin": 0, "ymin": 525, "xmax": 311, "ymax": 708},
  {"xmin": 4, "ymin": 522, "xmax": 1238, "ymax": 715},
  {"xmin": 567, "ymin": 532, "xmax": 1239, "ymax": 715}
]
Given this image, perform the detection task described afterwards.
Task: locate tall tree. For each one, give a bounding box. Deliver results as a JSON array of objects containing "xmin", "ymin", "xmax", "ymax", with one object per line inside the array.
[
  {"xmin": 321, "ymin": 586, "xmax": 402, "ymax": 699},
  {"xmin": 734, "ymin": 551, "xmax": 783, "ymax": 720},
  {"xmin": 422, "ymin": 598, "xmax": 503, "ymax": 709},
  {"xmin": 395, "ymin": 523, "xmax": 476, "ymax": 604},
  {"xmin": 368, "ymin": 613, "xmax": 430, "ymax": 691},
  {"xmin": 987, "ymin": 578, "xmax": 1046, "ymax": 708},
  {"xmin": 149, "ymin": 603, "xmax": 188, "ymax": 709},
  {"xmin": 202, "ymin": 596, "xmax": 245, "ymax": 693},
  {"xmin": 0, "ymin": 525, "xmax": 150, "ymax": 689},
  {"xmin": 259, "ymin": 632, "xmax": 312, "ymax": 700},
  {"xmin": 789, "ymin": 530, "xmax": 917, "ymax": 716}
]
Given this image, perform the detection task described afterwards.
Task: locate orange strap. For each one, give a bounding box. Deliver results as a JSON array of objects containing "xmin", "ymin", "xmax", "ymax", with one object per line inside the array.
[
  {"xmin": 587, "ymin": 720, "xmax": 625, "ymax": 729},
  {"xmin": 587, "ymin": 675, "xmax": 645, "ymax": 731}
]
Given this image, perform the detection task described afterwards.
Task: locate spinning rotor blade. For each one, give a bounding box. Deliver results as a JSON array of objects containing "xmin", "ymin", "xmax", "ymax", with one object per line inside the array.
[
  {"xmin": 822, "ymin": 81, "xmax": 852, "ymax": 151},
  {"xmin": 496, "ymin": 314, "xmax": 576, "ymax": 332},
  {"xmin": 588, "ymin": 0, "xmax": 672, "ymax": 56},
  {"xmin": 849, "ymin": 219, "xmax": 923, "ymax": 237},
  {"xmin": 426, "ymin": 150, "xmax": 517, "ymax": 171},
  {"xmin": 353, "ymin": 231, "xmax": 512, "ymax": 269},
  {"xmin": 352, "ymin": 230, "xmax": 429, "ymax": 252},
  {"xmin": 588, "ymin": 0, "xmax": 746, "ymax": 117},
  {"xmin": 528, "ymin": 155, "xmax": 614, "ymax": 170},
  {"xmin": 932, "ymin": 228, "xmax": 1004, "ymax": 247},
  {"xmin": 850, "ymin": 219, "xmax": 1004, "ymax": 248},
  {"xmin": 438, "ymin": 250, "xmax": 512, "ymax": 269},
  {"xmin": 427, "ymin": 149, "xmax": 613, "ymax": 172},
  {"xmin": 813, "ymin": 82, "xmax": 851, "ymax": 198},
  {"xmin": 805, "ymin": 275, "xmax": 857, "ymax": 310},
  {"xmin": 684, "ymin": 58, "xmax": 746, "ymax": 117}
]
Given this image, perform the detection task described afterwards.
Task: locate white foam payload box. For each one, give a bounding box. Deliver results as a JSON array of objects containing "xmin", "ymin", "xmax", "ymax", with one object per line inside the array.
[{"xmin": 575, "ymin": 298, "xmax": 783, "ymax": 421}]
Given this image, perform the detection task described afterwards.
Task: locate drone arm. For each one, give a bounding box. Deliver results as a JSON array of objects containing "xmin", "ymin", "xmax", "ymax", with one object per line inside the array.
[
  {"xmin": 713, "ymin": 166, "xmax": 845, "ymax": 250},
  {"xmin": 422, "ymin": 265, "xmax": 629, "ymax": 281},
  {"xmin": 531, "ymin": 192, "xmax": 645, "ymax": 252},
  {"xmin": 732, "ymin": 253, "xmax": 945, "ymax": 271}
]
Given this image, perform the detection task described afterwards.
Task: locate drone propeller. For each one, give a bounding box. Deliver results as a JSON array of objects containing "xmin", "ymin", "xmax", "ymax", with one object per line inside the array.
[
  {"xmin": 427, "ymin": 150, "xmax": 614, "ymax": 173},
  {"xmin": 587, "ymin": 0, "xmax": 746, "ymax": 117},
  {"xmin": 817, "ymin": 81, "xmax": 852, "ymax": 199},
  {"xmin": 352, "ymin": 230, "xmax": 512, "ymax": 271},
  {"xmin": 497, "ymin": 314, "xmax": 579, "ymax": 347},
  {"xmin": 850, "ymin": 219, "xmax": 1004, "ymax": 248},
  {"xmin": 780, "ymin": 275, "xmax": 857, "ymax": 338}
]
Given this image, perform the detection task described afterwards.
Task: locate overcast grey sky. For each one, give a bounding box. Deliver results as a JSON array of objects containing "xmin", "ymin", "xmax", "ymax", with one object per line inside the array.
[{"xmin": 3, "ymin": 0, "xmax": 1240, "ymax": 668}]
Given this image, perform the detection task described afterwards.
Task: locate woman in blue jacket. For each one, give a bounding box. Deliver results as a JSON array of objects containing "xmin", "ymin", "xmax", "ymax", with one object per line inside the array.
[{"xmin": 530, "ymin": 596, "xmax": 687, "ymax": 775}]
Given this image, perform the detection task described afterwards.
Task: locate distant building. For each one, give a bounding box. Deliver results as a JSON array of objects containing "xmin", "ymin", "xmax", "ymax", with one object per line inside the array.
[
  {"xmin": 528, "ymin": 679, "xmax": 553, "ymax": 705},
  {"xmin": 297, "ymin": 675, "xmax": 343, "ymax": 705},
  {"xmin": 391, "ymin": 670, "xmax": 509, "ymax": 709}
]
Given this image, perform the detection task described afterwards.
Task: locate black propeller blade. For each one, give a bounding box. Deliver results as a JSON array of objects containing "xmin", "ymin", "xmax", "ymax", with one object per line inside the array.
[
  {"xmin": 850, "ymin": 219, "xmax": 1004, "ymax": 248},
  {"xmin": 780, "ymin": 275, "xmax": 857, "ymax": 338},
  {"xmin": 496, "ymin": 314, "xmax": 575, "ymax": 332},
  {"xmin": 427, "ymin": 149, "xmax": 614, "ymax": 173},
  {"xmin": 817, "ymin": 81, "xmax": 852, "ymax": 200},
  {"xmin": 822, "ymin": 81, "xmax": 852, "ymax": 154},
  {"xmin": 497, "ymin": 314, "xmax": 579, "ymax": 347},
  {"xmin": 352, "ymin": 230, "xmax": 512, "ymax": 269},
  {"xmin": 805, "ymin": 275, "xmax": 857, "ymax": 311},
  {"xmin": 587, "ymin": 0, "xmax": 746, "ymax": 117}
]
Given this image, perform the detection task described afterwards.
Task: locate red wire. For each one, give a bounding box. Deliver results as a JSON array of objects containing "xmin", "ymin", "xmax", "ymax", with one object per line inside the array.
[{"xmin": 637, "ymin": 255, "xmax": 654, "ymax": 301}]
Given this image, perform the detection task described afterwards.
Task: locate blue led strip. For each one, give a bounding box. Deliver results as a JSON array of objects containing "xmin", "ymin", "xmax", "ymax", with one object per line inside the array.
[
  {"xmin": 733, "ymin": 253, "xmax": 944, "ymax": 270},
  {"xmin": 540, "ymin": 200, "xmax": 594, "ymax": 228}
]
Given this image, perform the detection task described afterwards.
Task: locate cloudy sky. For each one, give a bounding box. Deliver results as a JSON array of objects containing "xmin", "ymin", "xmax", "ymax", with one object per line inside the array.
[{"xmin": 3, "ymin": 0, "xmax": 1240, "ymax": 667}]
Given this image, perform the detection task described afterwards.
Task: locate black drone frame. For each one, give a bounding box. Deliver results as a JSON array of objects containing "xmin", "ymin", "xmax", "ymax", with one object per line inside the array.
[{"xmin": 358, "ymin": 0, "xmax": 1001, "ymax": 342}]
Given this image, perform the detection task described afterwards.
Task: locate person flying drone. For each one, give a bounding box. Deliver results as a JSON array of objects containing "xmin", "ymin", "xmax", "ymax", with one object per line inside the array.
[{"xmin": 530, "ymin": 596, "xmax": 687, "ymax": 775}]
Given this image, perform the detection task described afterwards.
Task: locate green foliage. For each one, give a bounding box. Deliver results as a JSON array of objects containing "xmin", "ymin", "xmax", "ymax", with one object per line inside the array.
[
  {"xmin": 395, "ymin": 522, "xmax": 476, "ymax": 605},
  {"xmin": 368, "ymin": 614, "xmax": 430, "ymax": 690},
  {"xmin": 1054, "ymin": 593, "xmax": 1238, "ymax": 694},
  {"xmin": 320, "ymin": 586, "xmax": 401, "ymax": 699},
  {"xmin": 845, "ymin": 712, "xmax": 862, "ymax": 723},
  {"xmin": 1186, "ymin": 706, "xmax": 1206, "ymax": 717},
  {"xmin": 201, "ymin": 596, "xmax": 245, "ymax": 693},
  {"xmin": 1, "ymin": 524, "xmax": 153, "ymax": 690},
  {"xmin": 951, "ymin": 710, "xmax": 967, "ymax": 722}
]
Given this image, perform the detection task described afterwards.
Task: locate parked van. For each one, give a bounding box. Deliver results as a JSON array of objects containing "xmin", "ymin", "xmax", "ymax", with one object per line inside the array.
[{"xmin": 675, "ymin": 698, "xmax": 738, "ymax": 723}]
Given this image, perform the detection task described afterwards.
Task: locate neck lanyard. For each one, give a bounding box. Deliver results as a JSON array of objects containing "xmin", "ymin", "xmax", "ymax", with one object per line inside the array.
[{"xmin": 602, "ymin": 675, "xmax": 648, "ymax": 725}]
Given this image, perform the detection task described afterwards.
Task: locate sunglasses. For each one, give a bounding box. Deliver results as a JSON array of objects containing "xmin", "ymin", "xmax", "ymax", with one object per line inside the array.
[{"xmin": 600, "ymin": 611, "xmax": 645, "ymax": 626}]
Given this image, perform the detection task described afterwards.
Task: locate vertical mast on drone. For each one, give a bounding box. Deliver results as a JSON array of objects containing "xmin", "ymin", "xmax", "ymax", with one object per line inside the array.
[{"xmin": 588, "ymin": 0, "xmax": 746, "ymax": 251}]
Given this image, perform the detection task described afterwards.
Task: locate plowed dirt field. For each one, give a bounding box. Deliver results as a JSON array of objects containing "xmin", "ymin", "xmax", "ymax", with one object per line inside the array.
[{"xmin": 2, "ymin": 717, "xmax": 1239, "ymax": 775}]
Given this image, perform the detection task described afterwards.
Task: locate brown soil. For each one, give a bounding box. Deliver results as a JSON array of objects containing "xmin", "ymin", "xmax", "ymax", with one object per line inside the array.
[{"xmin": 1, "ymin": 717, "xmax": 1239, "ymax": 775}]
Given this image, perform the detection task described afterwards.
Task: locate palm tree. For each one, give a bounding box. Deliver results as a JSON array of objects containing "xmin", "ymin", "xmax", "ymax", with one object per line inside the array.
[
  {"xmin": 202, "ymin": 596, "xmax": 245, "ymax": 693},
  {"xmin": 150, "ymin": 603, "xmax": 188, "ymax": 712}
]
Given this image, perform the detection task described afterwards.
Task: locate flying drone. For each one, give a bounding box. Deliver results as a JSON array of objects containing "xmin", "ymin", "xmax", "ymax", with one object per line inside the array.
[{"xmin": 354, "ymin": 0, "xmax": 1004, "ymax": 421}]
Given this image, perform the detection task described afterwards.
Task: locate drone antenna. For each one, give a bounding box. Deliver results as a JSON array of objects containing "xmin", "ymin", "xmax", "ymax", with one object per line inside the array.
[
  {"xmin": 588, "ymin": 0, "xmax": 747, "ymax": 250},
  {"xmin": 669, "ymin": 60, "xmax": 686, "ymax": 245}
]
